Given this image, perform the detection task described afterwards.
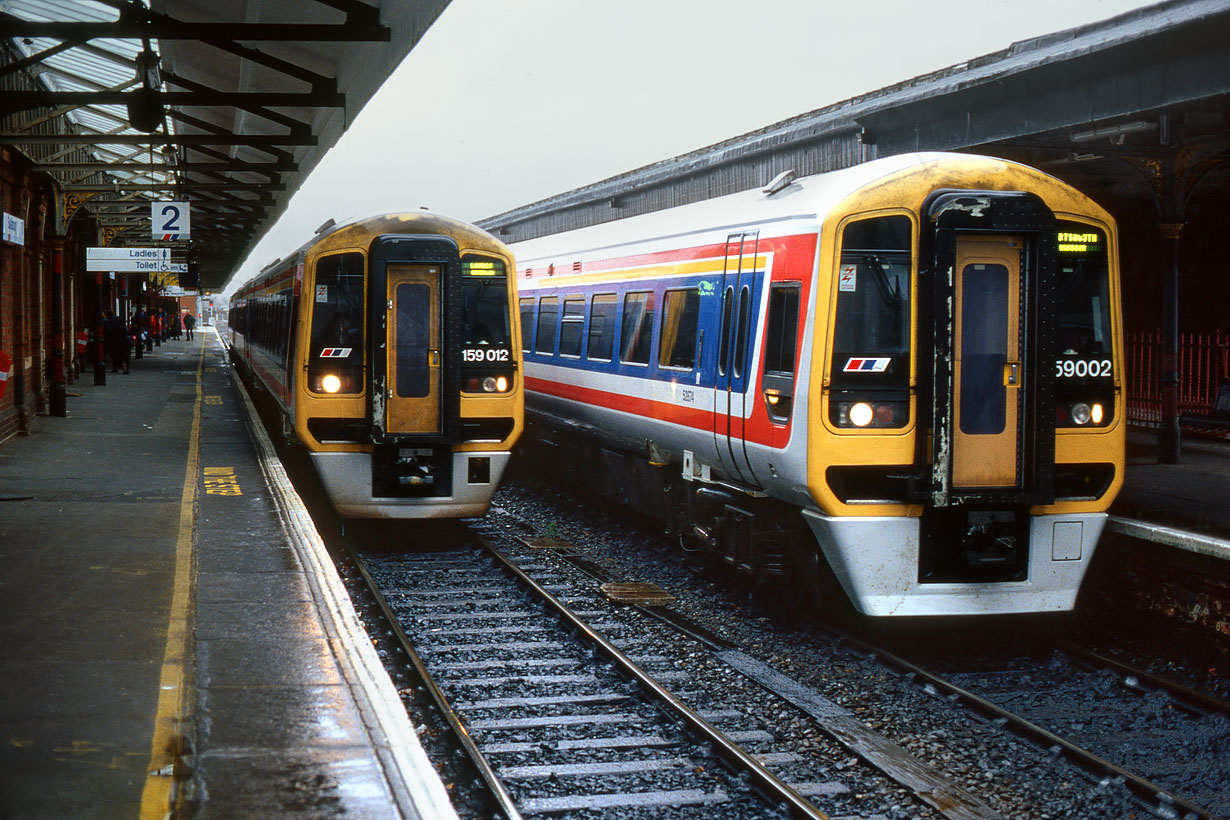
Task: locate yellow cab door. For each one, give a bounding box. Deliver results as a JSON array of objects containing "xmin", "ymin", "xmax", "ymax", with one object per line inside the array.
[
  {"xmin": 952, "ymin": 236, "xmax": 1022, "ymax": 488},
  {"xmin": 386, "ymin": 264, "xmax": 441, "ymax": 434}
]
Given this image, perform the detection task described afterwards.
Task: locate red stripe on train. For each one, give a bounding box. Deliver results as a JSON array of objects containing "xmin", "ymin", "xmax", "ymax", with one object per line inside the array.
[{"xmin": 525, "ymin": 375, "xmax": 776, "ymax": 446}]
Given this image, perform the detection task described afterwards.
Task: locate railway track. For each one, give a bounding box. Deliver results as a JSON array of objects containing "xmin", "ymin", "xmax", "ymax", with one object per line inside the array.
[
  {"xmin": 866, "ymin": 629, "xmax": 1230, "ymax": 820},
  {"xmin": 485, "ymin": 525, "xmax": 1225, "ymax": 820},
  {"xmin": 474, "ymin": 482, "xmax": 1230, "ymax": 820},
  {"xmin": 351, "ymin": 529, "xmax": 835, "ymax": 820}
]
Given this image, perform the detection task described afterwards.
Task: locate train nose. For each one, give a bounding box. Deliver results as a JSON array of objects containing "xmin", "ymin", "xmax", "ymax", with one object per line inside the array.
[{"xmin": 960, "ymin": 510, "xmax": 1024, "ymax": 568}]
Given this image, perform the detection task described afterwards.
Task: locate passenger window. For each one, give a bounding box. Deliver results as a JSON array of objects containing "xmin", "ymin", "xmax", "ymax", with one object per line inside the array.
[
  {"xmin": 519, "ymin": 297, "xmax": 535, "ymax": 352},
  {"xmin": 764, "ymin": 285, "xmax": 800, "ymax": 375},
  {"xmin": 587, "ymin": 294, "xmax": 616, "ymax": 361},
  {"xmin": 659, "ymin": 288, "xmax": 700, "ymax": 369},
  {"xmin": 535, "ymin": 297, "xmax": 558, "ymax": 355},
  {"xmin": 620, "ymin": 291, "xmax": 655, "ymax": 365},
  {"xmin": 558, "ymin": 298, "xmax": 586, "ymax": 357},
  {"xmin": 763, "ymin": 284, "xmax": 801, "ymax": 422}
]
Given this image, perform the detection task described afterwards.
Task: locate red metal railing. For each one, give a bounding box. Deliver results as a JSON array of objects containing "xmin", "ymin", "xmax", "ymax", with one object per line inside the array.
[{"xmin": 1126, "ymin": 329, "xmax": 1230, "ymax": 426}]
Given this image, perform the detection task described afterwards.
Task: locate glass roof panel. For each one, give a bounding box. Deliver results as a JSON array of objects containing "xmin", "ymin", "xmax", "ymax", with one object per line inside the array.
[{"xmin": 5, "ymin": 0, "xmax": 173, "ymax": 184}]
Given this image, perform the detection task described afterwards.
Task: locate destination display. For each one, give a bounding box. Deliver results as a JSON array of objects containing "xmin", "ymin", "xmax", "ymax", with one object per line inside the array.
[
  {"xmin": 1056, "ymin": 230, "xmax": 1102, "ymax": 254},
  {"xmin": 463, "ymin": 258, "xmax": 505, "ymax": 276}
]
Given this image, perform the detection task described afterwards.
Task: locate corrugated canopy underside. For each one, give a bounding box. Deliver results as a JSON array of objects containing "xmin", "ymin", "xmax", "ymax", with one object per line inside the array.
[{"xmin": 1, "ymin": 0, "xmax": 451, "ymax": 290}]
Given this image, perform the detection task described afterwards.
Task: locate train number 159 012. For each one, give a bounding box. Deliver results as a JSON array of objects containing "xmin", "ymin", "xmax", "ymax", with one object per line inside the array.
[
  {"xmin": 1055, "ymin": 359, "xmax": 1112, "ymax": 378},
  {"xmin": 463, "ymin": 347, "xmax": 511, "ymax": 363}
]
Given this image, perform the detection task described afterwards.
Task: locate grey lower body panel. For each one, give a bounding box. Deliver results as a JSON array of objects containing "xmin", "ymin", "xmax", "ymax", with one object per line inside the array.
[{"xmin": 803, "ymin": 510, "xmax": 1106, "ymax": 617}]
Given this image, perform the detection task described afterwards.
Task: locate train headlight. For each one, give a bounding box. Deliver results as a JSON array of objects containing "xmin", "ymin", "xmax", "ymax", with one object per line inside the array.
[
  {"xmin": 834, "ymin": 399, "xmax": 908, "ymax": 429},
  {"xmin": 849, "ymin": 402, "xmax": 874, "ymax": 427},
  {"xmin": 321, "ymin": 374, "xmax": 342, "ymax": 394},
  {"xmin": 1056, "ymin": 399, "xmax": 1111, "ymax": 427},
  {"xmin": 466, "ymin": 375, "xmax": 511, "ymax": 393}
]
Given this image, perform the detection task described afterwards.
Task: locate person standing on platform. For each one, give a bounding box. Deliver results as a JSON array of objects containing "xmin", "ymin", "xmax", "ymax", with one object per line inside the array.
[
  {"xmin": 184, "ymin": 312, "xmax": 196, "ymax": 341},
  {"xmin": 103, "ymin": 311, "xmax": 131, "ymax": 374}
]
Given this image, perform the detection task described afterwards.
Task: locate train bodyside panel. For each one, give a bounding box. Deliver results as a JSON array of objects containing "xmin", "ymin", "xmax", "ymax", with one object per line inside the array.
[
  {"xmin": 519, "ymin": 229, "xmax": 820, "ymax": 511},
  {"xmin": 230, "ymin": 257, "xmax": 304, "ymax": 417}
]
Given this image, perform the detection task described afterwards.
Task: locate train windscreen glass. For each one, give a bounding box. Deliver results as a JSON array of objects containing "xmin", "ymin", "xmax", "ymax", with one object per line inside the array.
[
  {"xmin": 830, "ymin": 216, "xmax": 912, "ymax": 390},
  {"xmin": 308, "ymin": 252, "xmax": 365, "ymax": 394},
  {"xmin": 461, "ymin": 257, "xmax": 514, "ymax": 390},
  {"xmin": 461, "ymin": 257, "xmax": 511, "ymax": 349},
  {"xmin": 1054, "ymin": 222, "xmax": 1114, "ymax": 426},
  {"xmin": 1055, "ymin": 223, "xmax": 1112, "ymax": 361}
]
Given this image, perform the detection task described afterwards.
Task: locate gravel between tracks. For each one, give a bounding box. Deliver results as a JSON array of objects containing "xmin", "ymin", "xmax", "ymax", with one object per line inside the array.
[{"xmin": 485, "ymin": 480, "xmax": 1154, "ymax": 820}]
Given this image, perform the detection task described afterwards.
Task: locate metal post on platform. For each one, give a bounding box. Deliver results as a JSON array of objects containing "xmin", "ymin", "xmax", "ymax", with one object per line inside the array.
[
  {"xmin": 49, "ymin": 238, "xmax": 66, "ymax": 416},
  {"xmin": 143, "ymin": 281, "xmax": 152, "ymax": 353},
  {"xmin": 1159, "ymin": 221, "xmax": 1182, "ymax": 463},
  {"xmin": 94, "ymin": 272, "xmax": 106, "ymax": 386}
]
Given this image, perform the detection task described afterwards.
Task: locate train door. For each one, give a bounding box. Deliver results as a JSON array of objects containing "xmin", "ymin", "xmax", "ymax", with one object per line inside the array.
[
  {"xmin": 713, "ymin": 231, "xmax": 759, "ymax": 483},
  {"xmin": 385, "ymin": 264, "xmax": 441, "ymax": 434},
  {"xmin": 951, "ymin": 236, "xmax": 1022, "ymax": 488}
]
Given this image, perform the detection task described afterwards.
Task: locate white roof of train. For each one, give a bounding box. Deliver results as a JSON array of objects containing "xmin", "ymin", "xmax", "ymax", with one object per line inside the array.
[{"xmin": 510, "ymin": 152, "xmax": 1039, "ymax": 266}]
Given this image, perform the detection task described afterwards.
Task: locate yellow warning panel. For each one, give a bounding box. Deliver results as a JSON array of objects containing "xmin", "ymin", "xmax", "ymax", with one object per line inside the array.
[{"xmin": 203, "ymin": 466, "xmax": 242, "ymax": 496}]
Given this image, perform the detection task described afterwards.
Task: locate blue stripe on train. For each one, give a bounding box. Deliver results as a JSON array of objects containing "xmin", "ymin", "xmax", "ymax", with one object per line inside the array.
[{"xmin": 521, "ymin": 271, "xmax": 764, "ymax": 391}]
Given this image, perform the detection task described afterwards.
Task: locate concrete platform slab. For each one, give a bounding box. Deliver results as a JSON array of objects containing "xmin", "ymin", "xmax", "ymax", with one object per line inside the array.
[{"xmin": 0, "ymin": 329, "xmax": 457, "ymax": 820}]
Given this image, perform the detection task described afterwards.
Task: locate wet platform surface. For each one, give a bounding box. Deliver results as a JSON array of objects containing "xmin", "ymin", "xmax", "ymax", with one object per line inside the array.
[
  {"xmin": 0, "ymin": 330, "xmax": 455, "ymax": 820},
  {"xmin": 0, "ymin": 329, "xmax": 1226, "ymax": 818},
  {"xmin": 1111, "ymin": 430, "xmax": 1230, "ymax": 546}
]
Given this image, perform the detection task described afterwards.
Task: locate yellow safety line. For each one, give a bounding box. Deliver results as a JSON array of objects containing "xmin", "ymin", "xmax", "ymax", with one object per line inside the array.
[{"xmin": 138, "ymin": 339, "xmax": 203, "ymax": 819}]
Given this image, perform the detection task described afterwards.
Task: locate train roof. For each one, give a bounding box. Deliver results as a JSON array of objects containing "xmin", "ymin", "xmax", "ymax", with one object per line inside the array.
[
  {"xmin": 510, "ymin": 152, "xmax": 1087, "ymax": 267},
  {"xmin": 237, "ymin": 211, "xmax": 509, "ymax": 293}
]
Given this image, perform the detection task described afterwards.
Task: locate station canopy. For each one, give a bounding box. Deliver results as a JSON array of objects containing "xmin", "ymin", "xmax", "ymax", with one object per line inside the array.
[{"xmin": 1, "ymin": 0, "xmax": 451, "ymax": 291}]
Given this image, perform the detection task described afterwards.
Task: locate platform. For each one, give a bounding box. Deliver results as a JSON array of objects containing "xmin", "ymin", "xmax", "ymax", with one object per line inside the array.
[
  {"xmin": 0, "ymin": 329, "xmax": 457, "ymax": 820},
  {"xmin": 1109, "ymin": 430, "xmax": 1230, "ymax": 560}
]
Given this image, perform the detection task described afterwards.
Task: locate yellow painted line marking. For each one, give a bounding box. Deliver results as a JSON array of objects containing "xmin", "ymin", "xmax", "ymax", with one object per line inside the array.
[
  {"xmin": 203, "ymin": 466, "xmax": 243, "ymax": 496},
  {"xmin": 203, "ymin": 395, "xmax": 222, "ymax": 405},
  {"xmin": 138, "ymin": 341, "xmax": 202, "ymax": 819}
]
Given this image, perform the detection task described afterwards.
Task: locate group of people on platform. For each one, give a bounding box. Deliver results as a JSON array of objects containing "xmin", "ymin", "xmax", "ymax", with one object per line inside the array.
[{"xmin": 99, "ymin": 308, "xmax": 198, "ymax": 375}]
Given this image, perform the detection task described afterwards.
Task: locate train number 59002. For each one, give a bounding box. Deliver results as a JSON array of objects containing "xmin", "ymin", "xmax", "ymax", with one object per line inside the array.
[{"xmin": 1055, "ymin": 359, "xmax": 1112, "ymax": 378}]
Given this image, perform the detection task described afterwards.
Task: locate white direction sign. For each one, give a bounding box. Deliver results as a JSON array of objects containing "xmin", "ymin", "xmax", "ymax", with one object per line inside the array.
[
  {"xmin": 152, "ymin": 201, "xmax": 190, "ymax": 241},
  {"xmin": 2, "ymin": 212, "xmax": 24, "ymax": 246},
  {"xmin": 86, "ymin": 247, "xmax": 172, "ymax": 272}
]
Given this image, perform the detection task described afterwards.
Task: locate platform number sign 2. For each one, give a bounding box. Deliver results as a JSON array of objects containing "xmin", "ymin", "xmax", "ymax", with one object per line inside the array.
[{"xmin": 152, "ymin": 201, "xmax": 190, "ymax": 241}]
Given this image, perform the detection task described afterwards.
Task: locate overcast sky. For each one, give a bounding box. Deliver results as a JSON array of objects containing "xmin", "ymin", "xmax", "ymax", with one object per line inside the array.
[{"xmin": 223, "ymin": 0, "xmax": 1158, "ymax": 294}]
